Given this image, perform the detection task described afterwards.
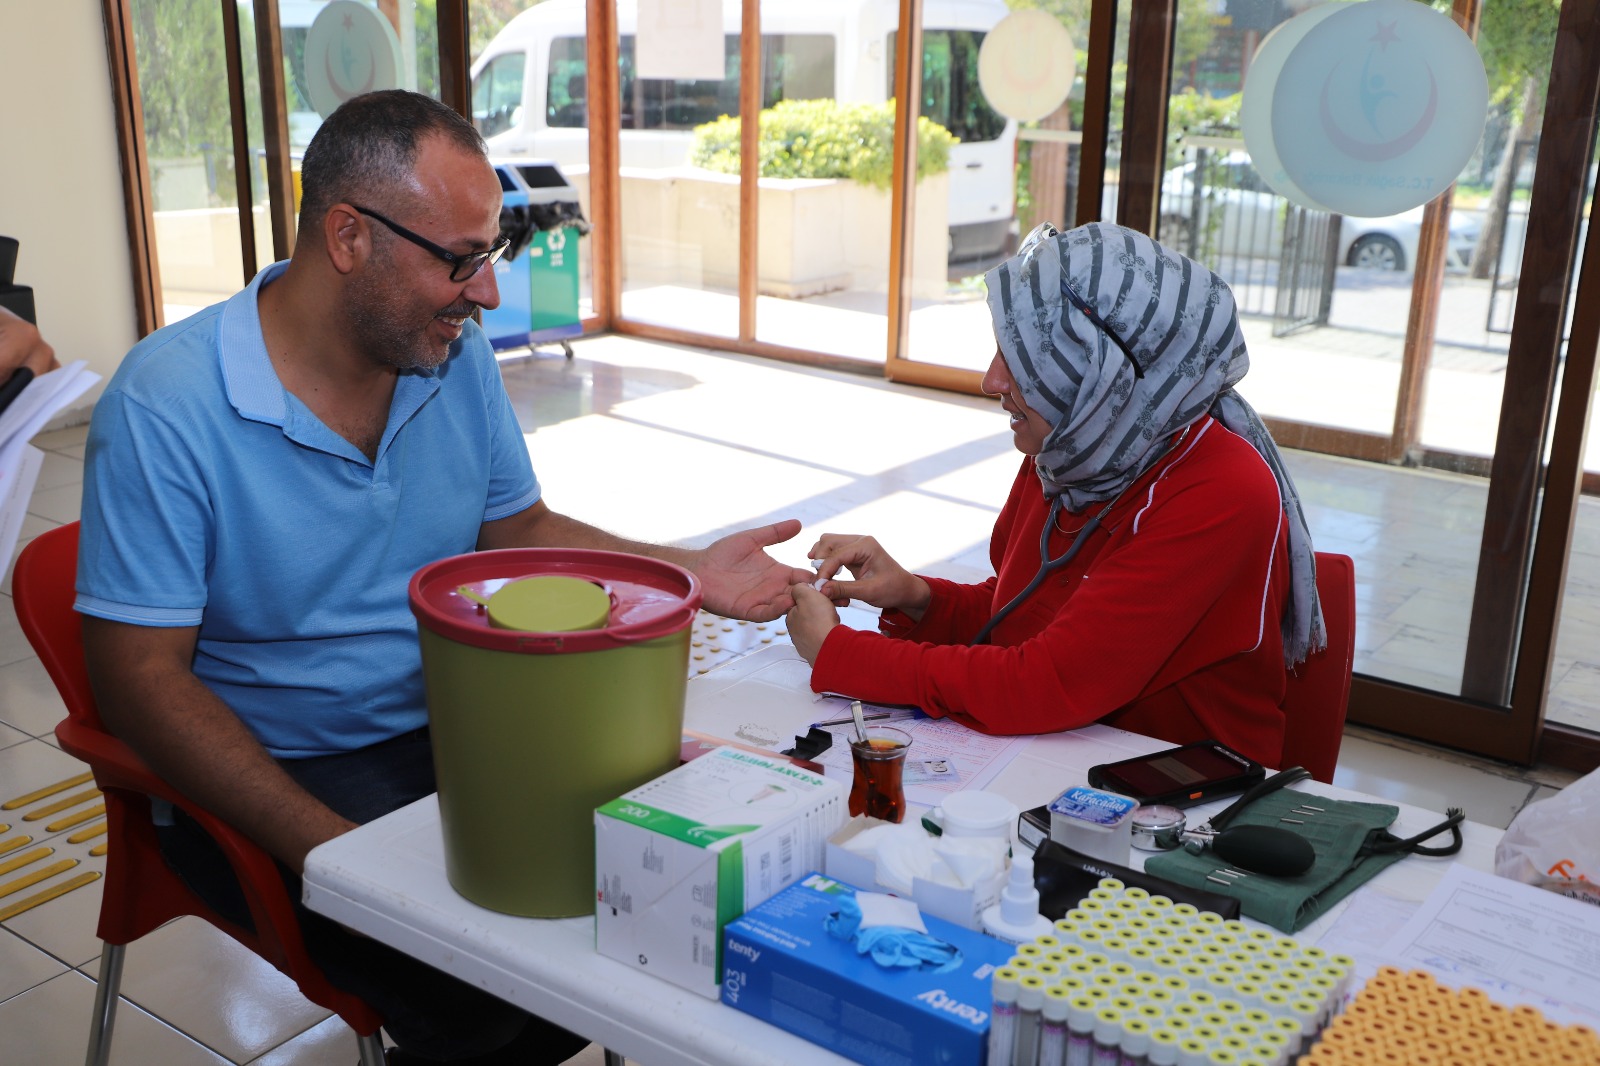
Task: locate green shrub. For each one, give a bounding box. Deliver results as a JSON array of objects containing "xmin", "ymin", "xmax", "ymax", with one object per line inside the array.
[
  {"xmin": 1166, "ymin": 89, "xmax": 1243, "ymax": 166},
  {"xmin": 690, "ymin": 98, "xmax": 955, "ymax": 190}
]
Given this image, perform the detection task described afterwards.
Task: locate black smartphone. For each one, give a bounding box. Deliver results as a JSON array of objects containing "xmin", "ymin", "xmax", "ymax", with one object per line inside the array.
[{"xmin": 1085, "ymin": 740, "xmax": 1264, "ymax": 808}]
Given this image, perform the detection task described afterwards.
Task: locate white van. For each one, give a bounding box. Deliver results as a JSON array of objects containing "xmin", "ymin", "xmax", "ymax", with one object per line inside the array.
[{"xmin": 470, "ymin": 0, "xmax": 1017, "ymax": 263}]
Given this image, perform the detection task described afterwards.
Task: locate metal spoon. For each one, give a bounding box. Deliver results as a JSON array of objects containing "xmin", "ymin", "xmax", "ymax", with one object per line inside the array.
[{"xmin": 849, "ymin": 700, "xmax": 868, "ymax": 745}]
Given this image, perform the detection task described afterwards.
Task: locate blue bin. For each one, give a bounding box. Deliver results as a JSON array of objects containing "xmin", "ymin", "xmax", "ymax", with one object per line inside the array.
[{"xmin": 481, "ymin": 162, "xmax": 587, "ymax": 355}]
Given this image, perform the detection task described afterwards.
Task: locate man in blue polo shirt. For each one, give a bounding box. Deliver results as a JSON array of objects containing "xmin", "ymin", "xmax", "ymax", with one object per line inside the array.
[{"xmin": 74, "ymin": 90, "xmax": 811, "ymax": 1064}]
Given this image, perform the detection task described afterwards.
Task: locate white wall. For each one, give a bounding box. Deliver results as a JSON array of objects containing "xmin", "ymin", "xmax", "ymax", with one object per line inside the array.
[{"xmin": 0, "ymin": 4, "xmax": 138, "ymax": 420}]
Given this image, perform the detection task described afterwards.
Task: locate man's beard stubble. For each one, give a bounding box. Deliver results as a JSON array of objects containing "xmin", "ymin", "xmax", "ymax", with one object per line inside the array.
[{"xmin": 345, "ymin": 246, "xmax": 470, "ymax": 372}]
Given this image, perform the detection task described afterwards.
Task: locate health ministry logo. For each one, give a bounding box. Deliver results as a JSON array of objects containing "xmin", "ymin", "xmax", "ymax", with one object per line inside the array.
[
  {"xmin": 1241, "ymin": 0, "xmax": 1486, "ymax": 218},
  {"xmin": 1318, "ymin": 16, "xmax": 1437, "ymax": 163},
  {"xmin": 305, "ymin": 0, "xmax": 404, "ymax": 119}
]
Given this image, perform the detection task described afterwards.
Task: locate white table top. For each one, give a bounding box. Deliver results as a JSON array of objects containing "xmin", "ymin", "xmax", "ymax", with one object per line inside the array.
[{"xmin": 302, "ymin": 655, "xmax": 1502, "ymax": 1066}]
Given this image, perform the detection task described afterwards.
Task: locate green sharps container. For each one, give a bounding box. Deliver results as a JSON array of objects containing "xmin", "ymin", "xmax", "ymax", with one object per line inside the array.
[{"xmin": 410, "ymin": 549, "xmax": 701, "ymax": 916}]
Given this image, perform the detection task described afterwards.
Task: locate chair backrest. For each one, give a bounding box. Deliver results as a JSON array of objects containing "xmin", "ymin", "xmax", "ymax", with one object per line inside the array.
[
  {"xmin": 10, "ymin": 521, "xmax": 381, "ymax": 1035},
  {"xmin": 1279, "ymin": 552, "xmax": 1356, "ymax": 783},
  {"xmin": 10, "ymin": 522, "xmax": 100, "ymax": 728}
]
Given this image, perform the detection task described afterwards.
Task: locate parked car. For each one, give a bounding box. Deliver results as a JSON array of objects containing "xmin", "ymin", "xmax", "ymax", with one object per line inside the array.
[{"xmin": 1158, "ymin": 153, "xmax": 1481, "ymax": 273}]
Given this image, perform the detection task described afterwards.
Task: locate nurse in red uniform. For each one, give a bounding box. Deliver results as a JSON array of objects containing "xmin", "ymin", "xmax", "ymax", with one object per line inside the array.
[{"xmin": 784, "ymin": 221, "xmax": 1325, "ymax": 769}]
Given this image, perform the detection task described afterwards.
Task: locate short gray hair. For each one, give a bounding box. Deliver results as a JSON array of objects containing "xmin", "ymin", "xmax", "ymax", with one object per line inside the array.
[{"xmin": 297, "ymin": 90, "xmax": 486, "ymax": 230}]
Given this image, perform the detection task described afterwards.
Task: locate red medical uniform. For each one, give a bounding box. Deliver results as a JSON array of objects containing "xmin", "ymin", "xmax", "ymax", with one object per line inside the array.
[{"xmin": 809, "ymin": 416, "xmax": 1292, "ymax": 768}]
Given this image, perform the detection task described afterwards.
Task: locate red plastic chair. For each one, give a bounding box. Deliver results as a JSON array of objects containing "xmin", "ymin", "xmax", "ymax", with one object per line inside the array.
[
  {"xmin": 11, "ymin": 522, "xmax": 386, "ymax": 1066},
  {"xmin": 1279, "ymin": 552, "xmax": 1357, "ymax": 783}
]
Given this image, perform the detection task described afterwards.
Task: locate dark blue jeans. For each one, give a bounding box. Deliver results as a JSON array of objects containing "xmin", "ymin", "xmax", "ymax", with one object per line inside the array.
[{"xmin": 155, "ymin": 728, "xmax": 589, "ymax": 1064}]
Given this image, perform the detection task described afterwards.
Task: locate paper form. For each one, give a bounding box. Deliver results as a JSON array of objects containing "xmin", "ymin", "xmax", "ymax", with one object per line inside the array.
[
  {"xmin": 808, "ymin": 707, "xmax": 1033, "ymax": 806},
  {"xmin": 0, "ymin": 361, "xmax": 99, "ymax": 571},
  {"xmin": 1378, "ymin": 862, "xmax": 1600, "ymax": 1028},
  {"xmin": 683, "ymin": 642, "xmax": 1033, "ymax": 803}
]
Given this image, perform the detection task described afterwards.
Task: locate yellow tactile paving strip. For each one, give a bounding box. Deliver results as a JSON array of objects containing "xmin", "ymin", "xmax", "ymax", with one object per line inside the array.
[
  {"xmin": 0, "ymin": 772, "xmax": 105, "ymax": 923},
  {"xmin": 0, "ymin": 623, "xmax": 779, "ymax": 926}
]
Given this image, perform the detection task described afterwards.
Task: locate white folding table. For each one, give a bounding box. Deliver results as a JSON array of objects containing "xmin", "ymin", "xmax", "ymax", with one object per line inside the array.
[{"xmin": 302, "ymin": 660, "xmax": 1501, "ymax": 1066}]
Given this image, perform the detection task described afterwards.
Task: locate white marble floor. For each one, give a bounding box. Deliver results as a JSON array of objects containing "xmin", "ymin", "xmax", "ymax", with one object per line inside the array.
[{"xmin": 0, "ymin": 332, "xmax": 1583, "ymax": 1064}]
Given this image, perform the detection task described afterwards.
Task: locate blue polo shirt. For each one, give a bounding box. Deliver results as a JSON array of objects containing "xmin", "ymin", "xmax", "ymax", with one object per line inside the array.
[{"xmin": 75, "ymin": 262, "xmax": 541, "ymax": 758}]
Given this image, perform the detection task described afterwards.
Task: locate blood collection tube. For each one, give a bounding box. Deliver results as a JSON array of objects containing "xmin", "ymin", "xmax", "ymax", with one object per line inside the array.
[
  {"xmin": 1016, "ymin": 974, "xmax": 1048, "ymax": 1066},
  {"xmin": 1038, "ymin": 986, "xmax": 1072, "ymax": 1066},
  {"xmin": 1091, "ymin": 1006, "xmax": 1124, "ymax": 1066},
  {"xmin": 991, "ymin": 967, "xmax": 1022, "ymax": 1066}
]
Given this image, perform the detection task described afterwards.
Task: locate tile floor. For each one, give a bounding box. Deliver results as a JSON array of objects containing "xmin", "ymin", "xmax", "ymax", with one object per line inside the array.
[{"xmin": 0, "ymin": 333, "xmax": 1584, "ymax": 1065}]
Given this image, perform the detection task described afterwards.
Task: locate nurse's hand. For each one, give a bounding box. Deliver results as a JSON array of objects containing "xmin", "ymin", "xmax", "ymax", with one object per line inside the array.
[
  {"xmin": 807, "ymin": 533, "xmax": 932, "ymax": 621},
  {"xmin": 786, "ymin": 583, "xmax": 839, "ymax": 665}
]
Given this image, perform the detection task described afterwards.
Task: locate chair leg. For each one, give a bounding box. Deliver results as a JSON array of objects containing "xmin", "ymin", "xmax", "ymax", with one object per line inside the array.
[
  {"xmin": 603, "ymin": 1050, "xmax": 627, "ymax": 1066},
  {"xmin": 85, "ymin": 943, "xmax": 125, "ymax": 1066},
  {"xmin": 355, "ymin": 1030, "xmax": 386, "ymax": 1066}
]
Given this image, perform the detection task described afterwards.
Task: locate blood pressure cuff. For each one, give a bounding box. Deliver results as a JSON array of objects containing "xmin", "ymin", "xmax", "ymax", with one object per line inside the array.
[
  {"xmin": 1031, "ymin": 840, "xmax": 1242, "ymax": 921},
  {"xmin": 1143, "ymin": 789, "xmax": 1407, "ymax": 932}
]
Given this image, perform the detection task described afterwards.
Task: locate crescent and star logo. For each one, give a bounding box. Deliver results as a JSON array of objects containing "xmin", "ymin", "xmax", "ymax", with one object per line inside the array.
[
  {"xmin": 323, "ymin": 12, "xmax": 380, "ymax": 102},
  {"xmin": 1318, "ymin": 16, "xmax": 1439, "ymax": 165}
]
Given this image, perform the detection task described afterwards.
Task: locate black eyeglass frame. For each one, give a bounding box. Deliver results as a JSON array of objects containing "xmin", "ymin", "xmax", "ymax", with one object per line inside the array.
[
  {"xmin": 1016, "ymin": 221, "xmax": 1145, "ymax": 379},
  {"xmin": 352, "ymin": 205, "xmax": 510, "ymax": 282}
]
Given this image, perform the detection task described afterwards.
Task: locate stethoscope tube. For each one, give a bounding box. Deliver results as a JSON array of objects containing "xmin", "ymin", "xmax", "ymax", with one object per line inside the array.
[{"xmin": 969, "ymin": 493, "xmax": 1120, "ymax": 646}]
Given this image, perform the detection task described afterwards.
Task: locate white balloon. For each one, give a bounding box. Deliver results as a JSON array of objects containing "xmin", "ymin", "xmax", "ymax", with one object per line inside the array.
[
  {"xmin": 304, "ymin": 0, "xmax": 404, "ymax": 120},
  {"xmin": 977, "ymin": 11, "xmax": 1077, "ymax": 124},
  {"xmin": 1240, "ymin": 3, "xmax": 1346, "ymax": 212},
  {"xmin": 1271, "ymin": 0, "xmax": 1488, "ymax": 217}
]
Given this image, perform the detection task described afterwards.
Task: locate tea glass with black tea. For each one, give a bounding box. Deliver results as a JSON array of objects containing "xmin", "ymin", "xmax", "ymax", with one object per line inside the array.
[{"xmin": 848, "ymin": 725, "xmax": 912, "ymax": 823}]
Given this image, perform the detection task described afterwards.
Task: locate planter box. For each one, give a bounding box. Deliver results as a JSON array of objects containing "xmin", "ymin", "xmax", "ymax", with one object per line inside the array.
[{"xmin": 613, "ymin": 166, "xmax": 949, "ymax": 301}]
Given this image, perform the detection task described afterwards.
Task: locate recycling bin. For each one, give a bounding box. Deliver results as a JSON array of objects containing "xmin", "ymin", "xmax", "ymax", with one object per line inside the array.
[{"xmin": 481, "ymin": 161, "xmax": 590, "ymax": 356}]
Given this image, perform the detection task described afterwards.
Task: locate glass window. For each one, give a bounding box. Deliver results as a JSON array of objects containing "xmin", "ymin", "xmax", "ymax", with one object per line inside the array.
[
  {"xmin": 473, "ymin": 50, "xmax": 525, "ymax": 138},
  {"xmin": 762, "ymin": 33, "xmax": 834, "ymax": 105},
  {"xmin": 548, "ymin": 33, "xmax": 835, "ymax": 132},
  {"xmin": 546, "ymin": 37, "xmax": 588, "ymax": 128},
  {"xmin": 887, "ymin": 30, "xmax": 1007, "ymax": 144},
  {"xmin": 132, "ymin": 0, "xmax": 246, "ymax": 325}
]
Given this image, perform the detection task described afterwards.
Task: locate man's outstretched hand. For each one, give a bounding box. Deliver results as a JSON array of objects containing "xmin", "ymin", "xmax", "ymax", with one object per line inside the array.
[{"xmin": 689, "ymin": 518, "xmax": 813, "ymax": 622}]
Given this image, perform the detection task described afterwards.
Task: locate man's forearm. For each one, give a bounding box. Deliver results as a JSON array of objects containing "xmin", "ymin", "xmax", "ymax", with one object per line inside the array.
[
  {"xmin": 84, "ymin": 622, "xmax": 353, "ymax": 873},
  {"xmin": 484, "ymin": 504, "xmax": 699, "ymax": 567}
]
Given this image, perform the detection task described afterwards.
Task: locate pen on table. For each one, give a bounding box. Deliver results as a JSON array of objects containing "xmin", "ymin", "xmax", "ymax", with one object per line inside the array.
[{"xmin": 814, "ymin": 711, "xmax": 892, "ymax": 728}]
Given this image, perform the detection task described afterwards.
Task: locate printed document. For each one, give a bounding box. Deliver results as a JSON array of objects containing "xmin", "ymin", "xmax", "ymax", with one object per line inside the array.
[{"xmin": 1378, "ymin": 862, "xmax": 1600, "ymax": 1027}]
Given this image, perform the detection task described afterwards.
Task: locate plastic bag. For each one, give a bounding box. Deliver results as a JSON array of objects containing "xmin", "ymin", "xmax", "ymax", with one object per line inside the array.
[{"xmin": 1494, "ymin": 766, "xmax": 1600, "ymax": 906}]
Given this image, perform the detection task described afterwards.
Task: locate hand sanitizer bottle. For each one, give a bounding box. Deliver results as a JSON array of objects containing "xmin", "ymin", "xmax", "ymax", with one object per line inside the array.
[{"xmin": 982, "ymin": 849, "xmax": 1055, "ymax": 945}]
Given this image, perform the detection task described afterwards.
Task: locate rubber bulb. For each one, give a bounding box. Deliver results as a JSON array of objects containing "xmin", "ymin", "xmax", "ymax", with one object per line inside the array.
[
  {"xmin": 1213, "ymin": 825, "xmax": 1316, "ymax": 877},
  {"xmin": 982, "ymin": 849, "xmax": 1055, "ymax": 945}
]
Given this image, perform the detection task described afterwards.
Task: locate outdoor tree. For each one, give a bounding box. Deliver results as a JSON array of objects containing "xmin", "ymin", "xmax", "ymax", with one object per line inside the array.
[
  {"xmin": 1468, "ymin": 0, "xmax": 1560, "ymax": 280},
  {"xmin": 1004, "ymin": 0, "xmax": 1216, "ymax": 233},
  {"xmin": 132, "ymin": 0, "xmax": 238, "ymax": 204}
]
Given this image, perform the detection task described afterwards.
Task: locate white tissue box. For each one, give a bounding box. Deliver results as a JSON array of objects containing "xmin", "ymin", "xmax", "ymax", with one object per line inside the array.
[
  {"xmin": 824, "ymin": 817, "xmax": 1005, "ymax": 931},
  {"xmin": 595, "ymin": 747, "xmax": 847, "ymax": 998}
]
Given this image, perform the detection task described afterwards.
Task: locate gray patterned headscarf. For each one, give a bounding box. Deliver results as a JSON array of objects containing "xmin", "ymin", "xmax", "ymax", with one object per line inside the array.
[{"xmin": 984, "ymin": 221, "xmax": 1325, "ymax": 665}]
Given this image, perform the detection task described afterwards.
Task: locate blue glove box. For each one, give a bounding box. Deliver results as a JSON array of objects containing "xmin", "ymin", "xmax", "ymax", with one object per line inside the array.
[{"xmin": 721, "ymin": 872, "xmax": 1014, "ymax": 1066}]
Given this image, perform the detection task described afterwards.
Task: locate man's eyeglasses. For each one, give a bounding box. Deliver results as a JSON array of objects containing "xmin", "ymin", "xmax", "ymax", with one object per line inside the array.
[
  {"xmin": 1015, "ymin": 221, "xmax": 1144, "ymax": 379},
  {"xmin": 352, "ymin": 205, "xmax": 510, "ymax": 282}
]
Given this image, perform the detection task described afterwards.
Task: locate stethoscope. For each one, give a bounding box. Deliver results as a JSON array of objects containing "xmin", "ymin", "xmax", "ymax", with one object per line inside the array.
[
  {"xmin": 969, "ymin": 489, "xmax": 1126, "ymax": 646},
  {"xmin": 970, "ymin": 421, "xmax": 1198, "ymax": 646}
]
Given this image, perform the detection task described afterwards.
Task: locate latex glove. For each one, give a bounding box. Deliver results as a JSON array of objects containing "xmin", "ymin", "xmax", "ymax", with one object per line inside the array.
[
  {"xmin": 824, "ymin": 894, "xmax": 963, "ymax": 973},
  {"xmin": 807, "ymin": 533, "xmax": 931, "ymax": 618}
]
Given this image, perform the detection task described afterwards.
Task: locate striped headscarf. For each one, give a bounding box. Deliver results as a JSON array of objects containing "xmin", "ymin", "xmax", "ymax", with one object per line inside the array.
[{"xmin": 984, "ymin": 221, "xmax": 1325, "ymax": 665}]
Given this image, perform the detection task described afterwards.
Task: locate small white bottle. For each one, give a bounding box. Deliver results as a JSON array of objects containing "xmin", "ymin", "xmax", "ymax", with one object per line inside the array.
[{"xmin": 983, "ymin": 850, "xmax": 1055, "ymax": 945}]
